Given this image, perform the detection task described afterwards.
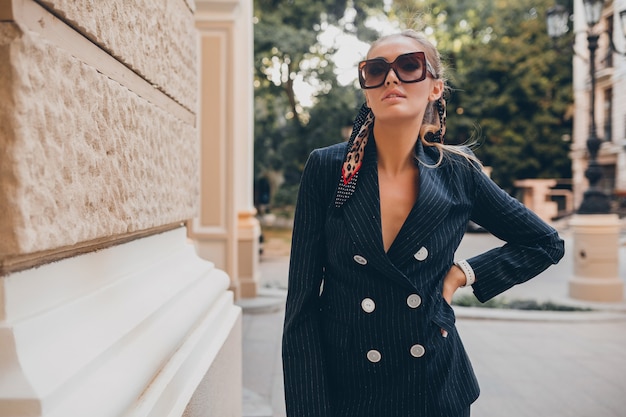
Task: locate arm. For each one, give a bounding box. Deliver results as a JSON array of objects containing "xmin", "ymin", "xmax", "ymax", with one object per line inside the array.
[
  {"xmin": 462, "ymin": 167, "xmax": 565, "ymax": 302},
  {"xmin": 282, "ymin": 150, "xmax": 332, "ymax": 417}
]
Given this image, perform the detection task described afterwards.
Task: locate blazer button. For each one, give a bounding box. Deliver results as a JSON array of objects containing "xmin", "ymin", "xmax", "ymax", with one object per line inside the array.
[
  {"xmin": 353, "ymin": 255, "xmax": 368, "ymax": 265},
  {"xmin": 361, "ymin": 298, "xmax": 375, "ymax": 313},
  {"xmin": 410, "ymin": 344, "xmax": 426, "ymax": 358},
  {"xmin": 413, "ymin": 246, "xmax": 429, "ymax": 261},
  {"xmin": 367, "ymin": 349, "xmax": 382, "ymax": 363},
  {"xmin": 406, "ymin": 294, "xmax": 422, "ymax": 308}
]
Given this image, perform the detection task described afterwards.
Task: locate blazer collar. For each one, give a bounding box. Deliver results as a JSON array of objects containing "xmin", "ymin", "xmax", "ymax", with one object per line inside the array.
[
  {"xmin": 339, "ymin": 136, "xmax": 411, "ymax": 287},
  {"xmin": 334, "ymin": 104, "xmax": 447, "ymax": 208},
  {"xmin": 385, "ymin": 143, "xmax": 454, "ymax": 267},
  {"xmin": 335, "ymin": 116, "xmax": 454, "ymax": 282}
]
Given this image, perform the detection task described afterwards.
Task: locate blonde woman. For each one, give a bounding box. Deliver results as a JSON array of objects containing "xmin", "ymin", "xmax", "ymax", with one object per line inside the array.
[{"xmin": 282, "ymin": 30, "xmax": 565, "ymax": 417}]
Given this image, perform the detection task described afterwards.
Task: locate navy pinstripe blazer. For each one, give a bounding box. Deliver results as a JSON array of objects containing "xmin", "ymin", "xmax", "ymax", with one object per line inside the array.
[{"xmin": 282, "ymin": 134, "xmax": 565, "ymax": 417}]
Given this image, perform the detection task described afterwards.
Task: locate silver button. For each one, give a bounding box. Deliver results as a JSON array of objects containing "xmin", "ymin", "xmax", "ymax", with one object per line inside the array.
[
  {"xmin": 353, "ymin": 255, "xmax": 368, "ymax": 265},
  {"xmin": 367, "ymin": 349, "xmax": 382, "ymax": 363},
  {"xmin": 413, "ymin": 246, "xmax": 429, "ymax": 261},
  {"xmin": 361, "ymin": 298, "xmax": 375, "ymax": 313},
  {"xmin": 406, "ymin": 294, "xmax": 422, "ymax": 308},
  {"xmin": 410, "ymin": 344, "xmax": 426, "ymax": 358}
]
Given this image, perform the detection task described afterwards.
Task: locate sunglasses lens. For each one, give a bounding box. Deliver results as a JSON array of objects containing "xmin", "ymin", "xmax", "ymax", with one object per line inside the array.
[
  {"xmin": 396, "ymin": 54, "xmax": 425, "ymax": 80},
  {"xmin": 361, "ymin": 60, "xmax": 390, "ymax": 88}
]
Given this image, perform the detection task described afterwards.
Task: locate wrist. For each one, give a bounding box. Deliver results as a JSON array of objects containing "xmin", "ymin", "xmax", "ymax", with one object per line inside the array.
[{"xmin": 454, "ymin": 259, "xmax": 476, "ymax": 287}]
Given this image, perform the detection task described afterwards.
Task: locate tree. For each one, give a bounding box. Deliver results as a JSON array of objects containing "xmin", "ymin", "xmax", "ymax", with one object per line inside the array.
[
  {"xmin": 389, "ymin": 0, "xmax": 574, "ymax": 192},
  {"xmin": 253, "ymin": 0, "xmax": 376, "ymax": 207},
  {"xmin": 253, "ymin": 0, "xmax": 574, "ymax": 208}
]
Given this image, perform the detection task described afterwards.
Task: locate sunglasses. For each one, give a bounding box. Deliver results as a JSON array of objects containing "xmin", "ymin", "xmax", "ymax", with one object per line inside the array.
[{"xmin": 358, "ymin": 51, "xmax": 436, "ymax": 89}]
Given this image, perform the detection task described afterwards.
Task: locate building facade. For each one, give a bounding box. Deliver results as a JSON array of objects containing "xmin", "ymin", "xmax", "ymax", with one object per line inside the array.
[
  {"xmin": 571, "ymin": 0, "xmax": 626, "ymax": 209},
  {"xmin": 0, "ymin": 0, "xmax": 257, "ymax": 416}
]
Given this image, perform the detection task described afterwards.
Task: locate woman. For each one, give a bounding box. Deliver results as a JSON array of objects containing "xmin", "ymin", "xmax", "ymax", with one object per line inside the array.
[{"xmin": 282, "ymin": 30, "xmax": 565, "ymax": 417}]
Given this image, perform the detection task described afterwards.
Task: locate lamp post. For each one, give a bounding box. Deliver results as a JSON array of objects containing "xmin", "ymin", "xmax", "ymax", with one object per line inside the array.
[
  {"xmin": 548, "ymin": 0, "xmax": 626, "ymax": 213},
  {"xmin": 578, "ymin": 0, "xmax": 611, "ymax": 213},
  {"xmin": 547, "ymin": 0, "xmax": 625, "ymax": 302},
  {"xmin": 548, "ymin": 0, "xmax": 609, "ymax": 213}
]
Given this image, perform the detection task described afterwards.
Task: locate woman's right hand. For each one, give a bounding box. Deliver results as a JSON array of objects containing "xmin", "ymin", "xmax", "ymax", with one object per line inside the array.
[
  {"xmin": 442, "ymin": 264, "xmax": 466, "ymax": 305},
  {"xmin": 440, "ymin": 264, "xmax": 466, "ymax": 338}
]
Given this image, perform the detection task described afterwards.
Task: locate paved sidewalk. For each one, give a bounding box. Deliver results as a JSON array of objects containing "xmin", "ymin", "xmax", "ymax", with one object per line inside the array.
[{"xmin": 238, "ymin": 229, "xmax": 626, "ymax": 417}]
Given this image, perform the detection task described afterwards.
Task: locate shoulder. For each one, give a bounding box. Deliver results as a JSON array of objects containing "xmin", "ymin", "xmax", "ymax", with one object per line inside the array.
[
  {"xmin": 303, "ymin": 142, "xmax": 347, "ymax": 177},
  {"xmin": 424, "ymin": 144, "xmax": 481, "ymax": 177},
  {"xmin": 309, "ymin": 142, "xmax": 348, "ymax": 164},
  {"xmin": 444, "ymin": 145, "xmax": 478, "ymax": 164},
  {"xmin": 302, "ymin": 142, "xmax": 347, "ymax": 184},
  {"xmin": 428, "ymin": 145, "xmax": 484, "ymax": 196}
]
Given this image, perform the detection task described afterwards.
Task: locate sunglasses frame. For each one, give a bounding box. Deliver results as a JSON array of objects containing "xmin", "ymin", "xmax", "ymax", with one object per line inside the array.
[{"xmin": 358, "ymin": 51, "xmax": 435, "ymax": 89}]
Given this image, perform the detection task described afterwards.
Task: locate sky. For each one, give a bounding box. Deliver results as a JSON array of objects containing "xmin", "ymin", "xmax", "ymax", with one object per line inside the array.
[
  {"xmin": 293, "ymin": 9, "xmax": 400, "ymax": 107},
  {"xmin": 291, "ymin": 26, "xmax": 368, "ymax": 107}
]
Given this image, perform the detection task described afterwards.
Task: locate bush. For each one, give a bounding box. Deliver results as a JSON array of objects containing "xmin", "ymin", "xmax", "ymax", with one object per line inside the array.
[
  {"xmin": 272, "ymin": 184, "xmax": 299, "ymax": 207},
  {"xmin": 452, "ymin": 294, "xmax": 592, "ymax": 312}
]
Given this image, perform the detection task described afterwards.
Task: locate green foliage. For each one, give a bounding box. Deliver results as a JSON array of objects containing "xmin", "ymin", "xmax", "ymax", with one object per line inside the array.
[
  {"xmin": 253, "ymin": 0, "xmax": 373, "ymax": 208},
  {"xmin": 390, "ymin": 0, "xmax": 574, "ymax": 192},
  {"xmin": 253, "ymin": 0, "xmax": 575, "ymax": 209}
]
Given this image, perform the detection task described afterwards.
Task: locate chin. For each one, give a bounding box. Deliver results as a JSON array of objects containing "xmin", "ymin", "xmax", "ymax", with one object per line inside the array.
[{"xmin": 375, "ymin": 108, "xmax": 422, "ymax": 123}]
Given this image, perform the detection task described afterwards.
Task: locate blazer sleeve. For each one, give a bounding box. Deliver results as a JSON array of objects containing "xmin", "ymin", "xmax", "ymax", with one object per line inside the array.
[
  {"xmin": 282, "ymin": 149, "xmax": 333, "ymax": 417},
  {"xmin": 466, "ymin": 166, "xmax": 565, "ymax": 303}
]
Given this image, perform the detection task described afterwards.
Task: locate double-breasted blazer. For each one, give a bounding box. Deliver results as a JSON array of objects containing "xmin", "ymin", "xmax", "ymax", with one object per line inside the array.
[{"xmin": 282, "ymin": 118, "xmax": 565, "ymax": 417}]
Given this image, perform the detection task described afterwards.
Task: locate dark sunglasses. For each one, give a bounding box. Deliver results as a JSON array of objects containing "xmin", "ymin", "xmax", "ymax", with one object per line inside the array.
[{"xmin": 358, "ymin": 51, "xmax": 436, "ymax": 89}]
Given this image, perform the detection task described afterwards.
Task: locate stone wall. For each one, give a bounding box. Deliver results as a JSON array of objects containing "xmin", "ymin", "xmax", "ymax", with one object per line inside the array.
[
  {"xmin": 37, "ymin": 0, "xmax": 197, "ymax": 111},
  {"xmin": 0, "ymin": 0, "xmax": 198, "ymax": 273},
  {"xmin": 0, "ymin": 1, "xmax": 243, "ymax": 416}
]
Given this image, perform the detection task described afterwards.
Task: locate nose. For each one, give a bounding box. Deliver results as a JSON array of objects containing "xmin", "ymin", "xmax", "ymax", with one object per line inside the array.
[{"xmin": 385, "ymin": 67, "xmax": 400, "ymax": 85}]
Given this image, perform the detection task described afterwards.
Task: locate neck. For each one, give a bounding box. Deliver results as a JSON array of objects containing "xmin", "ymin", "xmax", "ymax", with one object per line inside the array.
[{"xmin": 373, "ymin": 118, "xmax": 421, "ymax": 176}]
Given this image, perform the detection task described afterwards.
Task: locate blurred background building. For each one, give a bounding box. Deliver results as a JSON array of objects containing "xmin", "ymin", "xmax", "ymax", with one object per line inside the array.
[{"xmin": 570, "ymin": 0, "xmax": 626, "ymax": 212}]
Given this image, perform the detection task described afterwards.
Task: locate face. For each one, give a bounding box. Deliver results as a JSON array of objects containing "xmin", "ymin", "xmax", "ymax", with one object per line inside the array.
[{"xmin": 363, "ymin": 36, "xmax": 443, "ymax": 123}]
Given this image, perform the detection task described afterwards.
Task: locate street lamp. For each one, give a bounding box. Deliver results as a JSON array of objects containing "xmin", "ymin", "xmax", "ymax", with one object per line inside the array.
[
  {"xmin": 583, "ymin": 0, "xmax": 604, "ymax": 27},
  {"xmin": 547, "ymin": 0, "xmax": 626, "ymax": 214},
  {"xmin": 546, "ymin": 4, "xmax": 569, "ymax": 38},
  {"xmin": 547, "ymin": 1, "xmax": 626, "ymax": 302},
  {"xmin": 577, "ymin": 0, "xmax": 608, "ymax": 214}
]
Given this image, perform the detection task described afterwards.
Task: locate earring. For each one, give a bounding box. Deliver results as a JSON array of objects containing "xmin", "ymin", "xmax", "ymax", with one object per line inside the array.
[{"xmin": 432, "ymin": 98, "xmax": 446, "ymax": 143}]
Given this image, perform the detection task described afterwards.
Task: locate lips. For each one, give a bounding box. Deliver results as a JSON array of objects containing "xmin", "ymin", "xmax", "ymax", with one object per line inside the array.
[{"xmin": 382, "ymin": 89, "xmax": 406, "ymax": 100}]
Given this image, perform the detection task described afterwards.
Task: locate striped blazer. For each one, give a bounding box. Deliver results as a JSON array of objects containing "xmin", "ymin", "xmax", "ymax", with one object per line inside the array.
[{"xmin": 282, "ymin": 133, "xmax": 565, "ymax": 417}]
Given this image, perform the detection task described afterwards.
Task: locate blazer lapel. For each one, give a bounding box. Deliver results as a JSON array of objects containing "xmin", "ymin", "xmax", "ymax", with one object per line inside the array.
[
  {"xmin": 339, "ymin": 139, "xmax": 416, "ymax": 290},
  {"xmin": 386, "ymin": 143, "xmax": 453, "ymax": 266}
]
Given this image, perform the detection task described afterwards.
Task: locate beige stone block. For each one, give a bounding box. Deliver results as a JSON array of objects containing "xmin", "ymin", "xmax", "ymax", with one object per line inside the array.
[
  {"xmin": 238, "ymin": 210, "xmax": 260, "ymax": 298},
  {"xmin": 569, "ymin": 214, "xmax": 624, "ymax": 302},
  {"xmin": 37, "ymin": 0, "xmax": 197, "ymax": 111},
  {"xmin": 0, "ymin": 24, "xmax": 198, "ymax": 259},
  {"xmin": 514, "ymin": 179, "xmax": 558, "ymax": 223}
]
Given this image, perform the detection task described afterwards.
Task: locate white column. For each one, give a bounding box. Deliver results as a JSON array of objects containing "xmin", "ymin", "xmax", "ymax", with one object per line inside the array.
[
  {"xmin": 192, "ymin": 0, "xmax": 260, "ymax": 299},
  {"xmin": 0, "ymin": 229, "xmax": 242, "ymax": 417},
  {"xmin": 232, "ymin": 0, "xmax": 261, "ymax": 298}
]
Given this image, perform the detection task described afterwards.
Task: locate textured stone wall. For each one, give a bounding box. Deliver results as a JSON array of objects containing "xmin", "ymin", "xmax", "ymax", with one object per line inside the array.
[
  {"xmin": 0, "ymin": 0, "xmax": 198, "ymax": 266},
  {"xmin": 38, "ymin": 0, "xmax": 197, "ymax": 111}
]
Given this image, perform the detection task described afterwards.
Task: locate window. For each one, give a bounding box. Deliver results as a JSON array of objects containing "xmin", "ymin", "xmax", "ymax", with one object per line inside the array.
[
  {"xmin": 603, "ymin": 88, "xmax": 612, "ymax": 141},
  {"xmin": 605, "ymin": 15, "xmax": 614, "ymax": 68}
]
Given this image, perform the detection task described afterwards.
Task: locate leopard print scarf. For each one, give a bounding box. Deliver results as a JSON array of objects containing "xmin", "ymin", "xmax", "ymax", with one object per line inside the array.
[{"xmin": 335, "ymin": 104, "xmax": 374, "ymax": 208}]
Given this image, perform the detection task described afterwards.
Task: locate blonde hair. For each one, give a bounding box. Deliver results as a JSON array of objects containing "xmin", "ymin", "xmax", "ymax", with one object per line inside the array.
[{"xmin": 368, "ymin": 30, "xmax": 481, "ymax": 168}]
